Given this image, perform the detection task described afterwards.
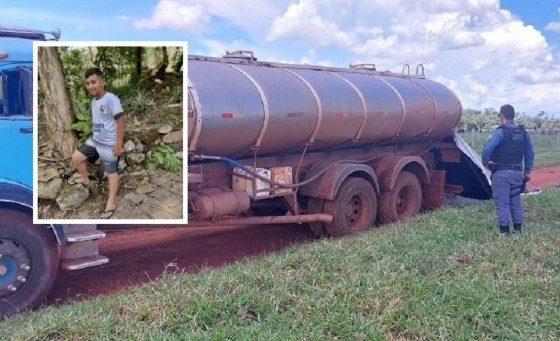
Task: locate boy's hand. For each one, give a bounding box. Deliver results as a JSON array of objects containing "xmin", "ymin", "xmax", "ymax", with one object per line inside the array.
[{"xmin": 113, "ymin": 144, "xmax": 123, "ymax": 156}]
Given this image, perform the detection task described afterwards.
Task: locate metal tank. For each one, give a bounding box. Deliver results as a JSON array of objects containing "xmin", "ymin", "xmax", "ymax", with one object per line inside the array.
[{"xmin": 188, "ymin": 52, "xmax": 461, "ymax": 158}]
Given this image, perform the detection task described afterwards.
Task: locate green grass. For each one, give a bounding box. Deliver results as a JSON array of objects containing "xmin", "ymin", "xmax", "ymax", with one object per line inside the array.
[
  {"xmin": 462, "ymin": 131, "xmax": 560, "ymax": 168},
  {"xmin": 2, "ymin": 189, "xmax": 560, "ymax": 340}
]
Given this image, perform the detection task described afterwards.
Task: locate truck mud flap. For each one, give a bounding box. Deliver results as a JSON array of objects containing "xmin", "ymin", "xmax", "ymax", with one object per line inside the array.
[{"xmin": 442, "ymin": 133, "xmax": 492, "ymax": 200}]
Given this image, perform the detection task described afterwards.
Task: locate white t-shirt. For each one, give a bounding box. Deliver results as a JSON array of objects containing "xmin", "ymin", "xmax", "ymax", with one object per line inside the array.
[{"xmin": 91, "ymin": 91, "xmax": 123, "ymax": 145}]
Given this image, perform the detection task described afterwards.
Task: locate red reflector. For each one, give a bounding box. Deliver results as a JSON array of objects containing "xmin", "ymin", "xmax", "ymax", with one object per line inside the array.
[
  {"xmin": 335, "ymin": 112, "xmax": 348, "ymax": 118},
  {"xmin": 222, "ymin": 113, "xmax": 234, "ymax": 119},
  {"xmin": 287, "ymin": 112, "xmax": 303, "ymax": 117}
]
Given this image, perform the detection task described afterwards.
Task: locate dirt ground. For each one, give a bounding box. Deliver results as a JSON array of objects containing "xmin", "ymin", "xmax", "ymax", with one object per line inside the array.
[
  {"xmin": 45, "ymin": 164, "xmax": 560, "ymax": 307},
  {"xmin": 524, "ymin": 164, "xmax": 559, "ymax": 190}
]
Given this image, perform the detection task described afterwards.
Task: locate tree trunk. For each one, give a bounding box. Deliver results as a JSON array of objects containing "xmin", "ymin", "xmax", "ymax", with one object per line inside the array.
[
  {"xmin": 173, "ymin": 52, "xmax": 183, "ymax": 73},
  {"xmin": 155, "ymin": 46, "xmax": 168, "ymax": 80},
  {"xmin": 38, "ymin": 46, "xmax": 77, "ymax": 158},
  {"xmin": 136, "ymin": 47, "xmax": 143, "ymax": 77}
]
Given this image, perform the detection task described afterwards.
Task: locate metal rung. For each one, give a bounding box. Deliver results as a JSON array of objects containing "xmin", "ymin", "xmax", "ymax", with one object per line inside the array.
[
  {"xmin": 61, "ymin": 255, "xmax": 109, "ymax": 270},
  {"xmin": 66, "ymin": 231, "xmax": 106, "ymax": 242}
]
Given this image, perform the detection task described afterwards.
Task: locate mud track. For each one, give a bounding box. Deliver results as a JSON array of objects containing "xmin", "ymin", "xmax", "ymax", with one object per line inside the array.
[{"xmin": 46, "ymin": 165, "xmax": 559, "ymax": 307}]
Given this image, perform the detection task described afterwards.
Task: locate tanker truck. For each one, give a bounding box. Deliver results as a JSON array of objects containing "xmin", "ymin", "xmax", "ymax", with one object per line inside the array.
[
  {"xmin": 1, "ymin": 29, "xmax": 491, "ymax": 318},
  {"xmin": 186, "ymin": 51, "xmax": 491, "ymax": 236}
]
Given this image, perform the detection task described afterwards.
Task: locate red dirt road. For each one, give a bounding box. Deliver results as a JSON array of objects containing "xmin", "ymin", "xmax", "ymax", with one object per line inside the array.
[
  {"xmin": 46, "ymin": 224, "xmax": 316, "ymax": 306},
  {"xmin": 46, "ymin": 165, "xmax": 560, "ymax": 307},
  {"xmin": 525, "ymin": 164, "xmax": 558, "ymax": 190}
]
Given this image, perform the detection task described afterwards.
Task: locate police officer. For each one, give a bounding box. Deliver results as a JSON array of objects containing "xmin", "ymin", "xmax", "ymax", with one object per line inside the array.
[{"xmin": 482, "ymin": 104, "xmax": 535, "ymax": 233}]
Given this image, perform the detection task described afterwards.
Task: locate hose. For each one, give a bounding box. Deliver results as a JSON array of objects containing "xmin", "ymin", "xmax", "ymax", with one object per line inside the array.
[{"xmin": 193, "ymin": 139, "xmax": 443, "ymax": 190}]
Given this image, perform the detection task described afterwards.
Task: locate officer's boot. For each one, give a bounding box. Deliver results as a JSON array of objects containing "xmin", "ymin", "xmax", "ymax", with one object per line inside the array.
[
  {"xmin": 499, "ymin": 225, "xmax": 510, "ymax": 234},
  {"xmin": 513, "ymin": 223, "xmax": 522, "ymax": 232}
]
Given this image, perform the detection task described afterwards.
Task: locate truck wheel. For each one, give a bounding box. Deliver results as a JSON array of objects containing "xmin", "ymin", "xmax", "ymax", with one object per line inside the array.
[
  {"xmin": 0, "ymin": 208, "xmax": 59, "ymax": 318},
  {"xmin": 379, "ymin": 171, "xmax": 422, "ymax": 223},
  {"xmin": 324, "ymin": 177, "xmax": 377, "ymax": 237},
  {"xmin": 307, "ymin": 198, "xmax": 328, "ymax": 237}
]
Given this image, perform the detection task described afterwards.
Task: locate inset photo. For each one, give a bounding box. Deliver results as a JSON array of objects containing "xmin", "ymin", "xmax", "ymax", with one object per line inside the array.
[{"xmin": 33, "ymin": 41, "xmax": 187, "ymax": 224}]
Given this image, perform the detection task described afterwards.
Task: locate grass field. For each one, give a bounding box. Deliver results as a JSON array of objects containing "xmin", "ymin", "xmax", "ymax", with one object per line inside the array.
[
  {"xmin": 2, "ymin": 134, "xmax": 559, "ymax": 340},
  {"xmin": 2, "ymin": 189, "xmax": 560, "ymax": 340}
]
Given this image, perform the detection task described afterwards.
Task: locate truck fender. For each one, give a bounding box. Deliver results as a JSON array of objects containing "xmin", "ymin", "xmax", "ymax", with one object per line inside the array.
[
  {"xmin": 0, "ymin": 179, "xmax": 64, "ymax": 245},
  {"xmin": 300, "ymin": 163, "xmax": 379, "ymax": 200},
  {"xmin": 0, "ymin": 179, "xmax": 33, "ymax": 208},
  {"xmin": 370, "ymin": 156, "xmax": 430, "ymax": 191}
]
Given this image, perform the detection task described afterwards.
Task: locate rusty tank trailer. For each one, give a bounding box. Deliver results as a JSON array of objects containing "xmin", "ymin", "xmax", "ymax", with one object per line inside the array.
[
  {"xmin": 188, "ymin": 52, "xmax": 461, "ymax": 157},
  {"xmin": 187, "ymin": 51, "xmax": 491, "ymax": 234}
]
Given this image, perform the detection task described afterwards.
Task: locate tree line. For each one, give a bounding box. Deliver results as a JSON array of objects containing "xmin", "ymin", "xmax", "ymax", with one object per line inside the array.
[{"xmin": 459, "ymin": 108, "xmax": 560, "ymax": 133}]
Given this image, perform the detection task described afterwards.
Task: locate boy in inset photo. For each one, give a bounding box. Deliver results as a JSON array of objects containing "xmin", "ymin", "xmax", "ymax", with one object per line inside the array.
[{"xmin": 70, "ymin": 67, "xmax": 125, "ymax": 219}]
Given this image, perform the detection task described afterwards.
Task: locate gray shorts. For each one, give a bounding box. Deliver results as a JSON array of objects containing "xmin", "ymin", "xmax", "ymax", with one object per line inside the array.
[{"xmin": 78, "ymin": 137, "xmax": 119, "ymax": 174}]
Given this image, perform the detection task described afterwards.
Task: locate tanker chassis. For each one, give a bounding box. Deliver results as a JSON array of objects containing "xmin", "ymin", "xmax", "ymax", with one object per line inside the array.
[{"xmin": 186, "ymin": 51, "xmax": 491, "ymax": 236}]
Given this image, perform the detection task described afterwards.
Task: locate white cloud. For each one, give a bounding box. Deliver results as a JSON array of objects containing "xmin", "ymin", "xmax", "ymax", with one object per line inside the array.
[
  {"xmin": 266, "ymin": 0, "xmax": 510, "ymax": 65},
  {"xmin": 145, "ymin": 0, "xmax": 559, "ymax": 114},
  {"xmin": 267, "ymin": 0, "xmax": 356, "ymax": 47},
  {"xmin": 134, "ymin": 1, "xmax": 210, "ymax": 30},
  {"xmin": 545, "ymin": 22, "xmax": 560, "ymax": 33},
  {"xmin": 515, "ymin": 66, "xmax": 560, "ymax": 84},
  {"xmin": 116, "ymin": 15, "xmax": 131, "ymax": 21},
  {"xmin": 262, "ymin": 0, "xmax": 559, "ymax": 113},
  {"xmin": 134, "ymin": 0, "xmax": 282, "ymax": 35},
  {"xmin": 548, "ymin": 7, "xmax": 560, "ymax": 32}
]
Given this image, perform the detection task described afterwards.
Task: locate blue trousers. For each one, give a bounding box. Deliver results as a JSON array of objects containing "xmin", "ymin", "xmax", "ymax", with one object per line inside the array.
[{"xmin": 491, "ymin": 170, "xmax": 525, "ymax": 226}]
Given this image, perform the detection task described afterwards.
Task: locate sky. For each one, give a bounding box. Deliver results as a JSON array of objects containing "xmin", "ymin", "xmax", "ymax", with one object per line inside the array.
[{"xmin": 1, "ymin": 0, "xmax": 559, "ymax": 116}]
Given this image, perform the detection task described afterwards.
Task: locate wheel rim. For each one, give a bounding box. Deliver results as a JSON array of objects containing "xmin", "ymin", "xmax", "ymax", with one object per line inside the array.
[
  {"xmin": 0, "ymin": 238, "xmax": 31, "ymax": 297},
  {"xmin": 346, "ymin": 193, "xmax": 368, "ymax": 232}
]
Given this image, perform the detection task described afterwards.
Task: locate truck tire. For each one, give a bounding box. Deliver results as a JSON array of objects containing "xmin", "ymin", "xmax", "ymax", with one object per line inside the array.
[
  {"xmin": 379, "ymin": 171, "xmax": 422, "ymax": 223},
  {"xmin": 0, "ymin": 208, "xmax": 59, "ymax": 318},
  {"xmin": 324, "ymin": 177, "xmax": 377, "ymax": 237},
  {"xmin": 307, "ymin": 198, "xmax": 328, "ymax": 237}
]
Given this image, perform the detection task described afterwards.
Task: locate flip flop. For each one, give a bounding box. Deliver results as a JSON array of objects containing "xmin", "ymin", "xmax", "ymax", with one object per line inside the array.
[
  {"xmin": 101, "ymin": 205, "xmax": 117, "ymax": 219},
  {"xmin": 68, "ymin": 176, "xmax": 90, "ymax": 186}
]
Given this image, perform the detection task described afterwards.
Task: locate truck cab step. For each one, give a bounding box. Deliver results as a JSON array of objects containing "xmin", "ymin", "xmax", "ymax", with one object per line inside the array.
[
  {"xmin": 61, "ymin": 255, "xmax": 109, "ymax": 270},
  {"xmin": 65, "ymin": 230, "xmax": 106, "ymax": 242}
]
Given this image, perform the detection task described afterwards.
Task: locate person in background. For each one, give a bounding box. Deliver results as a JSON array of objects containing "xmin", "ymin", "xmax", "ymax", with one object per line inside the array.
[{"xmin": 482, "ymin": 104, "xmax": 534, "ymax": 234}]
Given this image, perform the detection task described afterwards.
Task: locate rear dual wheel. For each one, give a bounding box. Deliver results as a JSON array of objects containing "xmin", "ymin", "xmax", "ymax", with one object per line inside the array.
[
  {"xmin": 378, "ymin": 171, "xmax": 422, "ymax": 223},
  {"xmin": 307, "ymin": 197, "xmax": 328, "ymax": 237},
  {"xmin": 307, "ymin": 177, "xmax": 377, "ymax": 237}
]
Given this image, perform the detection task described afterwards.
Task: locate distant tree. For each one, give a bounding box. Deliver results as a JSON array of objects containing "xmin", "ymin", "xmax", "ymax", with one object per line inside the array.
[{"xmin": 534, "ymin": 110, "xmax": 547, "ymax": 130}]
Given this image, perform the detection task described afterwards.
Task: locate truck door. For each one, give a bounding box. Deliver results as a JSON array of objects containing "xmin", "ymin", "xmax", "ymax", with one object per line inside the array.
[{"xmin": 0, "ymin": 66, "xmax": 33, "ymax": 187}]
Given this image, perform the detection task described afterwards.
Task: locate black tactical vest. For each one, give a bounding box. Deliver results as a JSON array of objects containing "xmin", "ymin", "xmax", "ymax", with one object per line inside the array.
[{"xmin": 491, "ymin": 125, "xmax": 527, "ymax": 165}]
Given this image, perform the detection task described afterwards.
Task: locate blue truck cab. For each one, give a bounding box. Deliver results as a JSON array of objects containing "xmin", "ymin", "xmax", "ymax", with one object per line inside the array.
[
  {"xmin": 0, "ymin": 26, "xmax": 107, "ymax": 319},
  {"xmin": 0, "ymin": 26, "xmax": 61, "ymax": 319}
]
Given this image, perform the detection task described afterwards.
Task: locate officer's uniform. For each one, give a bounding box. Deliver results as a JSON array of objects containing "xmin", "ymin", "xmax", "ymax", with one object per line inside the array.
[{"xmin": 482, "ymin": 121, "xmax": 535, "ymax": 233}]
